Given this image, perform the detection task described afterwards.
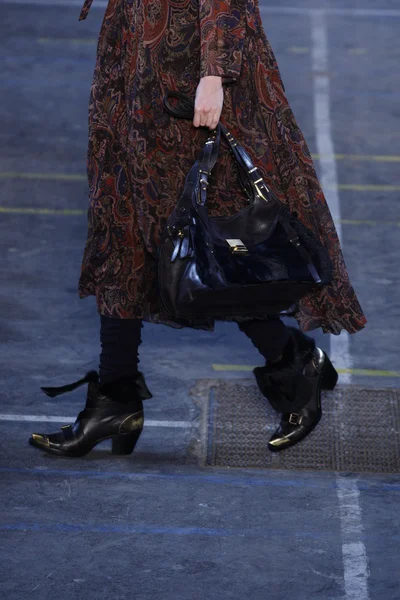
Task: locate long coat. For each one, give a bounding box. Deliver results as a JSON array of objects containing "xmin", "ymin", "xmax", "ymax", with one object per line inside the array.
[{"xmin": 77, "ymin": 0, "xmax": 367, "ymax": 335}]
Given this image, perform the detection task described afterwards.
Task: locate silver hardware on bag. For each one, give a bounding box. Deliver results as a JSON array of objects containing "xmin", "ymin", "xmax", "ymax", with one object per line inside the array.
[
  {"xmin": 226, "ymin": 132, "xmax": 238, "ymax": 147},
  {"xmin": 226, "ymin": 239, "xmax": 249, "ymax": 254},
  {"xmin": 205, "ymin": 134, "xmax": 216, "ymax": 145}
]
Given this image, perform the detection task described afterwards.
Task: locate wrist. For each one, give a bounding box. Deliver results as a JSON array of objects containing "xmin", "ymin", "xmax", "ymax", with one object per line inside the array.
[{"xmin": 201, "ymin": 75, "xmax": 222, "ymax": 82}]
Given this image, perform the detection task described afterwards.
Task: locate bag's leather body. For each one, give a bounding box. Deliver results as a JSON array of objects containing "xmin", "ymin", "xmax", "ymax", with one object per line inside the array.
[{"xmin": 157, "ymin": 91, "xmax": 333, "ymax": 319}]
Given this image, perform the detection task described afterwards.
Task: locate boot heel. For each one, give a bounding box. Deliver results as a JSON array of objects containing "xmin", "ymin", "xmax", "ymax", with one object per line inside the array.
[
  {"xmin": 112, "ymin": 429, "xmax": 142, "ymax": 455},
  {"xmin": 321, "ymin": 353, "xmax": 339, "ymax": 390}
]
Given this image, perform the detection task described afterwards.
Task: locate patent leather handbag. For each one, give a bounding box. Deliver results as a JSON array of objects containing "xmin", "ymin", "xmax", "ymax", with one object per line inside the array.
[{"xmin": 157, "ymin": 91, "xmax": 333, "ymax": 319}]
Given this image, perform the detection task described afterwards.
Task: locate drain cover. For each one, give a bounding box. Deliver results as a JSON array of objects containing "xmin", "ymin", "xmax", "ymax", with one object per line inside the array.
[{"xmin": 191, "ymin": 380, "xmax": 400, "ymax": 473}]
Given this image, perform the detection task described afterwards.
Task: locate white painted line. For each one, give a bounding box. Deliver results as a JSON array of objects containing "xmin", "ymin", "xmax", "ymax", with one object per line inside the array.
[
  {"xmin": 310, "ymin": 12, "xmax": 370, "ymax": 600},
  {"xmin": 3, "ymin": 0, "xmax": 400, "ymax": 18},
  {"xmin": 336, "ymin": 478, "xmax": 370, "ymax": 599},
  {"xmin": 310, "ymin": 9, "xmax": 351, "ymax": 383},
  {"xmin": 0, "ymin": 414, "xmax": 192, "ymax": 428},
  {"xmin": 309, "ymin": 34, "xmax": 370, "ymax": 590}
]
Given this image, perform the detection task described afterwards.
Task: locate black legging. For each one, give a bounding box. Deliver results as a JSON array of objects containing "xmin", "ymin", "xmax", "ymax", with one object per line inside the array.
[{"xmin": 99, "ymin": 315, "xmax": 290, "ymax": 385}]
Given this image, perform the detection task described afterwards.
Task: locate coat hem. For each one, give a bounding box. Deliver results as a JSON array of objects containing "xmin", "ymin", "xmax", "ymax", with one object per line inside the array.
[{"xmin": 79, "ymin": 287, "xmax": 367, "ymax": 335}]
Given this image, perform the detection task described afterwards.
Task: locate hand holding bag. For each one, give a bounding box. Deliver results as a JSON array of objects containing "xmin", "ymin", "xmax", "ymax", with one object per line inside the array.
[{"xmin": 158, "ymin": 91, "xmax": 333, "ymax": 319}]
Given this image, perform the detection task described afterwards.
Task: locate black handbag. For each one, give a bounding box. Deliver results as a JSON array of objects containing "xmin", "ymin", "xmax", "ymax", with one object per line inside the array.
[{"xmin": 158, "ymin": 91, "xmax": 333, "ymax": 319}]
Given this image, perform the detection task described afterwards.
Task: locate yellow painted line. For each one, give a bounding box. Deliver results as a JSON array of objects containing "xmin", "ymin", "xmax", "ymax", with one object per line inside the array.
[
  {"xmin": 337, "ymin": 184, "xmax": 400, "ymax": 191},
  {"xmin": 212, "ymin": 364, "xmax": 400, "ymax": 378},
  {"xmin": 348, "ymin": 48, "xmax": 368, "ymax": 55},
  {"xmin": 337, "ymin": 368, "xmax": 400, "ymax": 377},
  {"xmin": 0, "ymin": 207, "xmax": 85, "ymax": 215},
  {"xmin": 0, "ymin": 172, "xmax": 87, "ymax": 181},
  {"xmin": 37, "ymin": 37, "xmax": 97, "ymax": 45},
  {"xmin": 213, "ymin": 365, "xmax": 254, "ymax": 372},
  {"xmin": 339, "ymin": 219, "xmax": 400, "ymax": 226},
  {"xmin": 311, "ymin": 153, "xmax": 400, "ymax": 162},
  {"xmin": 340, "ymin": 219, "xmax": 379, "ymax": 225}
]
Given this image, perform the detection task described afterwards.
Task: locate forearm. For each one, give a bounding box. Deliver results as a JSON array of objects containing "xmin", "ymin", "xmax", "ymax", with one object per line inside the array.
[{"xmin": 199, "ymin": 0, "xmax": 246, "ymax": 83}]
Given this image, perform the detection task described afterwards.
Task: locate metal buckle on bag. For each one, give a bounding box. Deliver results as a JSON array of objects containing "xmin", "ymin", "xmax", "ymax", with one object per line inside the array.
[
  {"xmin": 254, "ymin": 181, "xmax": 270, "ymax": 203},
  {"xmin": 226, "ymin": 239, "xmax": 249, "ymax": 254}
]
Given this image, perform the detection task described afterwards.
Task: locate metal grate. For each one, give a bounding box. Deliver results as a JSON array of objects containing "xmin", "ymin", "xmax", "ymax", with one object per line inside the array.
[{"xmin": 192, "ymin": 380, "xmax": 400, "ymax": 473}]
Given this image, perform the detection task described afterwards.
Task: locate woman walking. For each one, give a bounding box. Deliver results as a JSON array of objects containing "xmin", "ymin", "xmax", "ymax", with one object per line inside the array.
[{"xmin": 29, "ymin": 0, "xmax": 366, "ymax": 456}]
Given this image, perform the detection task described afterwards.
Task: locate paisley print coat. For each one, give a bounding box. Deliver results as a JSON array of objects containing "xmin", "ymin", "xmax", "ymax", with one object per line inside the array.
[{"xmin": 77, "ymin": 0, "xmax": 367, "ymax": 335}]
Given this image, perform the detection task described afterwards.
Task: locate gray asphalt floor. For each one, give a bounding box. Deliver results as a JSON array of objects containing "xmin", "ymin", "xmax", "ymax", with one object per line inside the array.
[{"xmin": 0, "ymin": 1, "xmax": 399, "ymax": 599}]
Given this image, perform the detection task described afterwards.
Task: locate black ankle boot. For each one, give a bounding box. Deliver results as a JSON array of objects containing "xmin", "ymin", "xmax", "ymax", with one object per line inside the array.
[
  {"xmin": 268, "ymin": 346, "xmax": 338, "ymax": 452},
  {"xmin": 29, "ymin": 370, "xmax": 152, "ymax": 457},
  {"xmin": 253, "ymin": 328, "xmax": 338, "ymax": 452},
  {"xmin": 253, "ymin": 327, "xmax": 317, "ymax": 414}
]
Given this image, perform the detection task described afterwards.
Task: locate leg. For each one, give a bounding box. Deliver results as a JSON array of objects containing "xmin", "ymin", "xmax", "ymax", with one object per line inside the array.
[
  {"xmin": 237, "ymin": 316, "xmax": 291, "ymax": 364},
  {"xmin": 99, "ymin": 314, "xmax": 143, "ymax": 385},
  {"xmin": 98, "ymin": 314, "xmax": 152, "ymax": 404}
]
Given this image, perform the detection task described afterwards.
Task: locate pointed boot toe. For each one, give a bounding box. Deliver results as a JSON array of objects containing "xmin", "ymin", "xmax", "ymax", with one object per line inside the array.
[
  {"xmin": 268, "ymin": 409, "xmax": 322, "ymax": 453},
  {"xmin": 268, "ymin": 431, "xmax": 291, "ymax": 452},
  {"xmin": 29, "ymin": 432, "xmax": 71, "ymax": 455},
  {"xmin": 29, "ymin": 432, "xmax": 50, "ymax": 449}
]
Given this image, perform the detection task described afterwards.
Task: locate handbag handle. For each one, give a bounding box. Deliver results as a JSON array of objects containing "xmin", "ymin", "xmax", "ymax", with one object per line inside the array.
[
  {"xmin": 163, "ymin": 91, "xmax": 321, "ymax": 283},
  {"xmin": 196, "ymin": 122, "xmax": 271, "ymax": 207},
  {"xmin": 163, "ymin": 91, "xmax": 261, "ymax": 203}
]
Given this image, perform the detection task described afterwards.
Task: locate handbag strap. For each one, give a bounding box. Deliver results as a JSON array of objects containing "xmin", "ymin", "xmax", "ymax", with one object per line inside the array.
[
  {"xmin": 163, "ymin": 91, "xmax": 253, "ymax": 201},
  {"xmin": 163, "ymin": 91, "xmax": 321, "ymax": 283},
  {"xmin": 278, "ymin": 219, "xmax": 322, "ymax": 283},
  {"xmin": 163, "ymin": 91, "xmax": 272, "ymax": 205}
]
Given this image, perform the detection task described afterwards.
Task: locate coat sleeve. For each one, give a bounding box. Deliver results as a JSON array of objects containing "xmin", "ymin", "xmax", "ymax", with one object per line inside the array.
[{"xmin": 199, "ymin": 0, "xmax": 246, "ymax": 84}]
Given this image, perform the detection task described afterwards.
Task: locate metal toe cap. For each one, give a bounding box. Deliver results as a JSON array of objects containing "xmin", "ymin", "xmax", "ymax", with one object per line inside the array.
[
  {"xmin": 30, "ymin": 433, "xmax": 50, "ymax": 447},
  {"xmin": 268, "ymin": 424, "xmax": 302, "ymax": 450},
  {"xmin": 268, "ymin": 432, "xmax": 291, "ymax": 449}
]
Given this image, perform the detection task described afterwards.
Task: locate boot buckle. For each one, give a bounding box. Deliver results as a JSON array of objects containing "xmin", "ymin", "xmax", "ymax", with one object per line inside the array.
[{"xmin": 288, "ymin": 413, "xmax": 302, "ymax": 425}]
